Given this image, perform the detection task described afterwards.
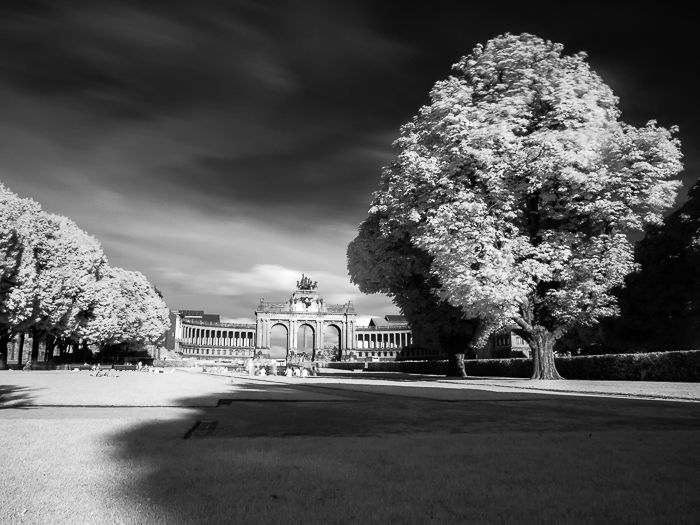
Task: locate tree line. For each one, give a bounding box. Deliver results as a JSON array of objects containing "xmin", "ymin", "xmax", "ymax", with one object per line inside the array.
[
  {"xmin": 348, "ymin": 33, "xmax": 686, "ymax": 379},
  {"xmin": 0, "ymin": 183, "xmax": 170, "ymax": 368}
]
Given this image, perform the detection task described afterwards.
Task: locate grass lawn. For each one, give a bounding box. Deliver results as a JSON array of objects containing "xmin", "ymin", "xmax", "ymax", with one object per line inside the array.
[{"xmin": 1, "ymin": 370, "xmax": 699, "ymax": 524}]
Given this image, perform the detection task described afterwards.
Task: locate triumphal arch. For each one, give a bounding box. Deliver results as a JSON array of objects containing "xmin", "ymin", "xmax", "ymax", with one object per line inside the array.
[
  {"xmin": 255, "ymin": 274, "xmax": 357, "ymax": 360},
  {"xmin": 167, "ymin": 274, "xmax": 413, "ymax": 363}
]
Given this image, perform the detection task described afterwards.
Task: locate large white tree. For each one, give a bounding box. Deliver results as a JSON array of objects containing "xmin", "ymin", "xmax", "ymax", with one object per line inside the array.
[{"xmin": 369, "ymin": 33, "xmax": 683, "ymax": 379}]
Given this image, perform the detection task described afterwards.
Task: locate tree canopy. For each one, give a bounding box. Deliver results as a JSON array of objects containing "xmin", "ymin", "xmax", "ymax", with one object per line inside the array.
[
  {"xmin": 359, "ymin": 33, "xmax": 683, "ymax": 378},
  {"xmin": 81, "ymin": 266, "xmax": 169, "ymax": 347},
  {"xmin": 612, "ymin": 180, "xmax": 700, "ymax": 349},
  {"xmin": 0, "ymin": 183, "xmax": 170, "ymax": 367},
  {"xmin": 0, "ymin": 185, "xmax": 44, "ymax": 336},
  {"xmin": 348, "ymin": 211, "xmax": 485, "ymax": 376}
]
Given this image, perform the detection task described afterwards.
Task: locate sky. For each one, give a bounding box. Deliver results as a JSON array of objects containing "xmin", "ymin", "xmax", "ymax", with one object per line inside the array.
[{"xmin": 0, "ymin": 1, "xmax": 696, "ymax": 322}]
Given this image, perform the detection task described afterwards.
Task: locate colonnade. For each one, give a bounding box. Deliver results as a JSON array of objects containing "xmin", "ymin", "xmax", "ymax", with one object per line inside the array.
[
  {"xmin": 178, "ymin": 323, "xmax": 412, "ymax": 356},
  {"xmin": 179, "ymin": 346, "xmax": 254, "ymax": 358},
  {"xmin": 355, "ymin": 331, "xmax": 411, "ymax": 350},
  {"xmin": 181, "ymin": 325, "xmax": 255, "ymax": 347}
]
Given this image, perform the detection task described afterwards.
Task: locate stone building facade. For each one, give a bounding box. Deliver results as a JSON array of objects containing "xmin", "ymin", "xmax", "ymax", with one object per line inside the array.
[{"xmin": 165, "ymin": 275, "xmax": 412, "ymax": 363}]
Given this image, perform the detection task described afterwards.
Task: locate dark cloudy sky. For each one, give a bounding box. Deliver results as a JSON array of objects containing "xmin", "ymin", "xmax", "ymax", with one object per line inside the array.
[{"xmin": 0, "ymin": 1, "xmax": 696, "ymax": 321}]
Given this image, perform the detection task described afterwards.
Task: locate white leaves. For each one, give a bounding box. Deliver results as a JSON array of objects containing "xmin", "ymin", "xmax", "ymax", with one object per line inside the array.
[
  {"xmin": 1, "ymin": 182, "xmax": 169, "ymax": 343},
  {"xmin": 360, "ymin": 32, "xmax": 683, "ymax": 335},
  {"xmin": 82, "ymin": 267, "xmax": 169, "ymax": 345}
]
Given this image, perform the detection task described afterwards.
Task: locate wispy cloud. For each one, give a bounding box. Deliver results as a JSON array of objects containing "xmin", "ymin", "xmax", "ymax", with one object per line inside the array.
[{"xmin": 0, "ymin": 1, "xmax": 694, "ymax": 320}]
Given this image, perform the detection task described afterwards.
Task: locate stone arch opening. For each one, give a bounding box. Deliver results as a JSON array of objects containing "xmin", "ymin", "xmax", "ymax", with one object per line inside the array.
[
  {"xmin": 269, "ymin": 324, "xmax": 288, "ymax": 359},
  {"xmin": 323, "ymin": 324, "xmax": 341, "ymax": 361},
  {"xmin": 296, "ymin": 323, "xmax": 315, "ymax": 360}
]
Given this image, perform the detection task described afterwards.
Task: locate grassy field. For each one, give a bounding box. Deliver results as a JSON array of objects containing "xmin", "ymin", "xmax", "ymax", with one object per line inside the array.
[{"xmin": 1, "ymin": 370, "xmax": 699, "ymax": 524}]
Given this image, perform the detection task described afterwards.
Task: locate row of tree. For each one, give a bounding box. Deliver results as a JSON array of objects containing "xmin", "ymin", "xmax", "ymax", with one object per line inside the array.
[
  {"xmin": 348, "ymin": 33, "xmax": 685, "ymax": 379},
  {"xmin": 0, "ymin": 183, "xmax": 170, "ymax": 368}
]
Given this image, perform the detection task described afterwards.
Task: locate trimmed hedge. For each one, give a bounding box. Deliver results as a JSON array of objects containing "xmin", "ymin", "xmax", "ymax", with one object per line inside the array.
[
  {"xmin": 464, "ymin": 359, "xmax": 532, "ymax": 378},
  {"xmin": 365, "ymin": 361, "xmax": 447, "ymax": 375},
  {"xmin": 555, "ymin": 351, "xmax": 700, "ymax": 381},
  {"xmin": 360, "ymin": 350, "xmax": 700, "ymax": 382},
  {"xmin": 322, "ymin": 362, "xmax": 366, "ymax": 371}
]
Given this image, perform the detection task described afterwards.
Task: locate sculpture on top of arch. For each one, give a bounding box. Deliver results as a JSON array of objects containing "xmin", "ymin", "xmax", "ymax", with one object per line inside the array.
[{"xmin": 296, "ymin": 274, "xmax": 318, "ymax": 291}]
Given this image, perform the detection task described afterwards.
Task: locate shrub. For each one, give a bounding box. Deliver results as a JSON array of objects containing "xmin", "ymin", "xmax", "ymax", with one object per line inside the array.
[
  {"xmin": 368, "ymin": 361, "xmax": 447, "ymax": 375},
  {"xmin": 323, "ymin": 362, "xmax": 366, "ymax": 371},
  {"xmin": 360, "ymin": 351, "xmax": 700, "ymax": 382},
  {"xmin": 465, "ymin": 358, "xmax": 532, "ymax": 378},
  {"xmin": 555, "ymin": 351, "xmax": 700, "ymax": 381}
]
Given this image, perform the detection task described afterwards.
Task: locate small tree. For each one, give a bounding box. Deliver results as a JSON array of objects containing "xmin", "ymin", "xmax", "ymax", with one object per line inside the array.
[
  {"xmin": 348, "ymin": 211, "xmax": 491, "ymax": 377},
  {"xmin": 370, "ymin": 34, "xmax": 682, "ymax": 379}
]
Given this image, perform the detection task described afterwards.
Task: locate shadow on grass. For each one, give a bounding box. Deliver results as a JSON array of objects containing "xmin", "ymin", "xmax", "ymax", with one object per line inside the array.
[
  {"xmin": 0, "ymin": 384, "xmax": 36, "ymax": 409},
  {"xmin": 108, "ymin": 375, "xmax": 700, "ymax": 524}
]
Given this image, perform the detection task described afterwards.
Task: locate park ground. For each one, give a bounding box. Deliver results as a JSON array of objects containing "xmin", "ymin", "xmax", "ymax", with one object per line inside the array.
[{"xmin": 1, "ymin": 370, "xmax": 699, "ymax": 524}]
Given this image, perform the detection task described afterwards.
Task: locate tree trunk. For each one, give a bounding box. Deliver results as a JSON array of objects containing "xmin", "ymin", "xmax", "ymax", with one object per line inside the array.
[
  {"xmin": 57, "ymin": 338, "xmax": 68, "ymax": 362},
  {"xmin": 0, "ymin": 334, "xmax": 9, "ymax": 370},
  {"xmin": 446, "ymin": 352, "xmax": 467, "ymax": 377},
  {"xmin": 31, "ymin": 329, "xmax": 42, "ymax": 364},
  {"xmin": 78, "ymin": 340, "xmax": 88, "ymax": 363},
  {"xmin": 17, "ymin": 333, "xmax": 24, "ymax": 368},
  {"xmin": 530, "ymin": 328, "xmax": 563, "ymax": 380},
  {"xmin": 45, "ymin": 334, "xmax": 56, "ymax": 362}
]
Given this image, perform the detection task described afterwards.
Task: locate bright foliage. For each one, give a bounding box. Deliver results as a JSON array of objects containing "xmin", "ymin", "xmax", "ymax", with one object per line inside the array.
[
  {"xmin": 0, "ymin": 183, "xmax": 170, "ymax": 364},
  {"xmin": 82, "ymin": 266, "xmax": 170, "ymax": 345},
  {"xmin": 359, "ymin": 34, "xmax": 683, "ymax": 377}
]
